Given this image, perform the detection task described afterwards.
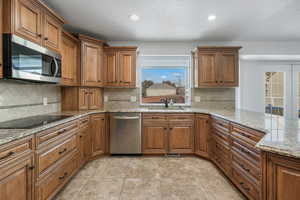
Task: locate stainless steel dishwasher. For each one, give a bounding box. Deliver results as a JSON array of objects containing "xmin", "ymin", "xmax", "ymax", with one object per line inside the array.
[{"xmin": 110, "ymin": 113, "xmax": 141, "ymax": 154}]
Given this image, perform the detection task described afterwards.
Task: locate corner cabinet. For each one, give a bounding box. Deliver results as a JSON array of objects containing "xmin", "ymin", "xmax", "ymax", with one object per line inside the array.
[
  {"xmin": 193, "ymin": 46, "xmax": 241, "ymax": 87},
  {"xmin": 266, "ymin": 153, "xmax": 300, "ymax": 200},
  {"xmin": 104, "ymin": 47, "xmax": 137, "ymax": 88},
  {"xmin": 3, "ymin": 0, "xmax": 65, "ymax": 53},
  {"xmin": 61, "ymin": 31, "xmax": 80, "ymax": 86},
  {"xmin": 61, "ymin": 87, "xmax": 103, "ymax": 111},
  {"xmin": 194, "ymin": 114, "xmax": 210, "ymax": 158},
  {"xmin": 79, "ymin": 34, "xmax": 105, "ymax": 87}
]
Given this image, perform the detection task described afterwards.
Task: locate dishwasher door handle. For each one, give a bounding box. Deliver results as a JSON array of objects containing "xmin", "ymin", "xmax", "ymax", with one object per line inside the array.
[{"xmin": 114, "ymin": 116, "xmax": 140, "ymax": 120}]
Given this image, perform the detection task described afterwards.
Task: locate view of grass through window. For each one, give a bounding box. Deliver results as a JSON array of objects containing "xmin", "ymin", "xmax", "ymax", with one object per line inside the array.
[{"xmin": 141, "ymin": 67, "xmax": 187, "ymax": 104}]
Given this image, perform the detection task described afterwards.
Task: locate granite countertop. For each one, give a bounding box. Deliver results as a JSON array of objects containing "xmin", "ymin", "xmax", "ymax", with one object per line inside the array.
[{"xmin": 0, "ymin": 107, "xmax": 299, "ymax": 159}]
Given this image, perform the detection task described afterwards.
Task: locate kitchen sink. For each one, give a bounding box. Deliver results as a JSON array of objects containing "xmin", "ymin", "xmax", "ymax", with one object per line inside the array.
[{"xmin": 146, "ymin": 106, "xmax": 186, "ymax": 111}]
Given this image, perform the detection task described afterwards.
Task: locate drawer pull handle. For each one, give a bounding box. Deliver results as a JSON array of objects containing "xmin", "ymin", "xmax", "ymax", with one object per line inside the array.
[
  {"xmin": 59, "ymin": 148, "xmax": 67, "ymax": 155},
  {"xmin": 240, "ymin": 132, "xmax": 251, "ymax": 138},
  {"xmin": 57, "ymin": 129, "xmax": 66, "ymax": 135},
  {"xmin": 79, "ymin": 135, "xmax": 83, "ymax": 138},
  {"xmin": 81, "ymin": 120, "xmax": 88, "ymax": 124},
  {"xmin": 0, "ymin": 151, "xmax": 15, "ymax": 160},
  {"xmin": 241, "ymin": 148, "xmax": 251, "ymax": 155},
  {"xmin": 239, "ymin": 182, "xmax": 250, "ymax": 191},
  {"xmin": 59, "ymin": 172, "xmax": 68, "ymax": 180},
  {"xmin": 239, "ymin": 163, "xmax": 250, "ymax": 172},
  {"xmin": 152, "ymin": 117, "xmax": 159, "ymax": 119},
  {"xmin": 28, "ymin": 166, "xmax": 35, "ymax": 170}
]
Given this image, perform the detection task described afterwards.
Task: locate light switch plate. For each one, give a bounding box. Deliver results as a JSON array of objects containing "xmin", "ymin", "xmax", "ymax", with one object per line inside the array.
[
  {"xmin": 43, "ymin": 97, "xmax": 48, "ymax": 106},
  {"xmin": 104, "ymin": 96, "xmax": 108, "ymax": 102},
  {"xmin": 195, "ymin": 96, "xmax": 201, "ymax": 102},
  {"xmin": 130, "ymin": 96, "xmax": 137, "ymax": 102}
]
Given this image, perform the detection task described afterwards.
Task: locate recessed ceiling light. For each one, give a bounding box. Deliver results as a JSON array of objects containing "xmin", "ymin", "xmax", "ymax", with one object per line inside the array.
[
  {"xmin": 208, "ymin": 15, "xmax": 216, "ymax": 21},
  {"xmin": 129, "ymin": 14, "xmax": 140, "ymax": 21}
]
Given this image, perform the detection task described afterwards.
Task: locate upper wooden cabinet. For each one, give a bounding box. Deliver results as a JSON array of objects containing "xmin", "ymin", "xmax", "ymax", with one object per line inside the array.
[
  {"xmin": 104, "ymin": 47, "xmax": 137, "ymax": 88},
  {"xmin": 79, "ymin": 34, "xmax": 105, "ymax": 87},
  {"xmin": 193, "ymin": 46, "xmax": 241, "ymax": 87},
  {"xmin": 61, "ymin": 87, "xmax": 103, "ymax": 111},
  {"xmin": 61, "ymin": 31, "xmax": 80, "ymax": 86},
  {"xmin": 3, "ymin": 0, "xmax": 65, "ymax": 53}
]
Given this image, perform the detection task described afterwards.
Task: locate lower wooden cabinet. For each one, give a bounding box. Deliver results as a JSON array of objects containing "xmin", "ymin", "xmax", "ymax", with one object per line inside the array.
[
  {"xmin": 0, "ymin": 154, "xmax": 34, "ymax": 200},
  {"xmin": 142, "ymin": 121, "xmax": 168, "ymax": 154},
  {"xmin": 90, "ymin": 114, "xmax": 106, "ymax": 157},
  {"xmin": 78, "ymin": 116, "xmax": 92, "ymax": 165},
  {"xmin": 142, "ymin": 114, "xmax": 194, "ymax": 154},
  {"xmin": 61, "ymin": 87, "xmax": 103, "ymax": 111},
  {"xmin": 266, "ymin": 153, "xmax": 300, "ymax": 200},
  {"xmin": 194, "ymin": 114, "xmax": 210, "ymax": 158}
]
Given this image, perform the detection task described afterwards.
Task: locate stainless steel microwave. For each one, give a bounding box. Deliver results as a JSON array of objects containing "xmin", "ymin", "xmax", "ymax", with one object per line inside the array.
[{"xmin": 3, "ymin": 34, "xmax": 61, "ymax": 83}]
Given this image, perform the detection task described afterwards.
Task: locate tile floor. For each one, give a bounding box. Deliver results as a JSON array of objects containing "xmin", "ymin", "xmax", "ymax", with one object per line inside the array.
[{"xmin": 55, "ymin": 156, "xmax": 246, "ymax": 200}]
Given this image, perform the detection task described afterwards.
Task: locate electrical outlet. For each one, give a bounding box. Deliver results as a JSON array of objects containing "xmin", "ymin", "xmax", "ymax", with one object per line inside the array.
[
  {"xmin": 104, "ymin": 96, "xmax": 108, "ymax": 102},
  {"xmin": 195, "ymin": 96, "xmax": 201, "ymax": 102},
  {"xmin": 130, "ymin": 96, "xmax": 137, "ymax": 102},
  {"xmin": 43, "ymin": 97, "xmax": 48, "ymax": 106}
]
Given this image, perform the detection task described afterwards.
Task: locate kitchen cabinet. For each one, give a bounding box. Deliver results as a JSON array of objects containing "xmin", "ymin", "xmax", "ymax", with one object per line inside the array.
[
  {"xmin": 78, "ymin": 116, "xmax": 91, "ymax": 166},
  {"xmin": 143, "ymin": 121, "xmax": 168, "ymax": 154},
  {"xmin": 194, "ymin": 114, "xmax": 210, "ymax": 158},
  {"xmin": 61, "ymin": 31, "xmax": 80, "ymax": 86},
  {"xmin": 193, "ymin": 46, "xmax": 241, "ymax": 87},
  {"xmin": 3, "ymin": 0, "xmax": 65, "ymax": 53},
  {"xmin": 0, "ymin": 0, "xmax": 3, "ymax": 78},
  {"xmin": 90, "ymin": 114, "xmax": 106, "ymax": 157},
  {"xmin": 0, "ymin": 155, "xmax": 34, "ymax": 200},
  {"xmin": 266, "ymin": 153, "xmax": 300, "ymax": 200},
  {"xmin": 104, "ymin": 47, "xmax": 137, "ymax": 88},
  {"xmin": 142, "ymin": 114, "xmax": 194, "ymax": 154},
  {"xmin": 61, "ymin": 87, "xmax": 103, "ymax": 111},
  {"xmin": 79, "ymin": 34, "xmax": 105, "ymax": 87}
]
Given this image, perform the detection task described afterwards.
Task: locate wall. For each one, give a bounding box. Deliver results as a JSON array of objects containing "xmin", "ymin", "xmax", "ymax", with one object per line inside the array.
[
  {"xmin": 106, "ymin": 41, "xmax": 300, "ymax": 110},
  {"xmin": 0, "ymin": 81, "xmax": 61, "ymax": 122}
]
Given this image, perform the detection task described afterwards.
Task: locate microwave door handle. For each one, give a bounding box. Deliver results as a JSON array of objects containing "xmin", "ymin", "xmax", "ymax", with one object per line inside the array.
[{"xmin": 53, "ymin": 58, "xmax": 59, "ymax": 77}]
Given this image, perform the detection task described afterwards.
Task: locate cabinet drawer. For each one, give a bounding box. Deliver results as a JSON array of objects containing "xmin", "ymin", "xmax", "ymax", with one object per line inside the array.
[
  {"xmin": 36, "ymin": 135, "xmax": 77, "ymax": 177},
  {"xmin": 167, "ymin": 114, "xmax": 194, "ymax": 121},
  {"xmin": 36, "ymin": 149, "xmax": 80, "ymax": 200},
  {"xmin": 79, "ymin": 116, "xmax": 90, "ymax": 128},
  {"xmin": 232, "ymin": 124, "xmax": 264, "ymax": 146},
  {"xmin": 232, "ymin": 149, "xmax": 261, "ymax": 181},
  {"xmin": 212, "ymin": 117, "xmax": 230, "ymax": 129},
  {"xmin": 143, "ymin": 114, "xmax": 167, "ymax": 120},
  {"xmin": 232, "ymin": 138, "xmax": 261, "ymax": 165},
  {"xmin": 214, "ymin": 150, "xmax": 231, "ymax": 175},
  {"xmin": 232, "ymin": 164, "xmax": 260, "ymax": 200},
  {"xmin": 214, "ymin": 135, "xmax": 230, "ymax": 157},
  {"xmin": 36, "ymin": 120, "xmax": 78, "ymax": 147},
  {"xmin": 0, "ymin": 137, "xmax": 33, "ymax": 164},
  {"xmin": 213, "ymin": 127, "xmax": 230, "ymax": 142}
]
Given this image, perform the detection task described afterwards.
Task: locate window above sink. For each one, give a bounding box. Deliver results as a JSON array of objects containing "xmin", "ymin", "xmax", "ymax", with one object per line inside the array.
[{"xmin": 139, "ymin": 55, "xmax": 191, "ymax": 106}]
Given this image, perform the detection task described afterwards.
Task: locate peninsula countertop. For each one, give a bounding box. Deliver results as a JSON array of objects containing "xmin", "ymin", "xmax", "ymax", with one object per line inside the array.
[{"xmin": 0, "ymin": 108, "xmax": 299, "ymax": 159}]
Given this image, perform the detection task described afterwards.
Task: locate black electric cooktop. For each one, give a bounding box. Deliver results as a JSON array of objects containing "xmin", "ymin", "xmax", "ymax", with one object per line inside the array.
[{"xmin": 0, "ymin": 115, "xmax": 72, "ymax": 129}]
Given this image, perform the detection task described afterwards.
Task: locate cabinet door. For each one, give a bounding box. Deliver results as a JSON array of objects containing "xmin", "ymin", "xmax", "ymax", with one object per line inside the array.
[
  {"xmin": 81, "ymin": 41, "xmax": 102, "ymax": 87},
  {"xmin": 118, "ymin": 51, "xmax": 136, "ymax": 87},
  {"xmin": 14, "ymin": 0, "xmax": 42, "ymax": 44},
  {"xmin": 61, "ymin": 32, "xmax": 79, "ymax": 85},
  {"xmin": 0, "ymin": 155, "xmax": 34, "ymax": 200},
  {"xmin": 78, "ymin": 88, "xmax": 89, "ymax": 110},
  {"xmin": 0, "ymin": 0, "xmax": 3, "ymax": 78},
  {"xmin": 104, "ymin": 51, "xmax": 118, "ymax": 86},
  {"xmin": 195, "ymin": 115, "xmax": 210, "ymax": 158},
  {"xmin": 198, "ymin": 51, "xmax": 219, "ymax": 87},
  {"xmin": 88, "ymin": 88, "xmax": 103, "ymax": 110},
  {"xmin": 143, "ymin": 122, "xmax": 168, "ymax": 154},
  {"xmin": 219, "ymin": 50, "xmax": 238, "ymax": 86},
  {"xmin": 267, "ymin": 154, "xmax": 300, "ymax": 200},
  {"xmin": 169, "ymin": 122, "xmax": 194, "ymax": 154},
  {"xmin": 43, "ymin": 13, "xmax": 61, "ymax": 52},
  {"xmin": 90, "ymin": 114, "xmax": 106, "ymax": 157},
  {"xmin": 78, "ymin": 124, "xmax": 91, "ymax": 165}
]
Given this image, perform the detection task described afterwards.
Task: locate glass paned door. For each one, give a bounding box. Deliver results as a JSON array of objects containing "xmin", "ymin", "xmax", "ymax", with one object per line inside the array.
[{"xmin": 292, "ymin": 64, "xmax": 300, "ymax": 119}]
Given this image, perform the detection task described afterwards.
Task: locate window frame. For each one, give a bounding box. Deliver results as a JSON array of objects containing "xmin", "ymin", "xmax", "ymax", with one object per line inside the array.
[{"xmin": 139, "ymin": 55, "xmax": 192, "ymax": 106}]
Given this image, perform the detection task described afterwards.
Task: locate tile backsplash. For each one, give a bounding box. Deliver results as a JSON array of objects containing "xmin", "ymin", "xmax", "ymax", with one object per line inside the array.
[
  {"xmin": 0, "ymin": 81, "xmax": 61, "ymax": 122},
  {"xmin": 103, "ymin": 87, "xmax": 235, "ymax": 110}
]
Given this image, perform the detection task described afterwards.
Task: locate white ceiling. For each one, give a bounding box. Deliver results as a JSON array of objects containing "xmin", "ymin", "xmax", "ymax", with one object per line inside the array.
[{"xmin": 43, "ymin": 0, "xmax": 300, "ymax": 42}]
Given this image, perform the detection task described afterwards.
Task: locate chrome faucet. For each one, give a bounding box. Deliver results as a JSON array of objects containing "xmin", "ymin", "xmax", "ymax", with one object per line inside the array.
[{"xmin": 161, "ymin": 98, "xmax": 169, "ymax": 108}]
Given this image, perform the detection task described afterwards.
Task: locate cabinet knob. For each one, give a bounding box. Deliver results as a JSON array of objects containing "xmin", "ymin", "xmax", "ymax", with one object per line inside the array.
[
  {"xmin": 37, "ymin": 34, "xmax": 42, "ymax": 37},
  {"xmin": 44, "ymin": 37, "xmax": 49, "ymax": 41},
  {"xmin": 28, "ymin": 166, "xmax": 35, "ymax": 170}
]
